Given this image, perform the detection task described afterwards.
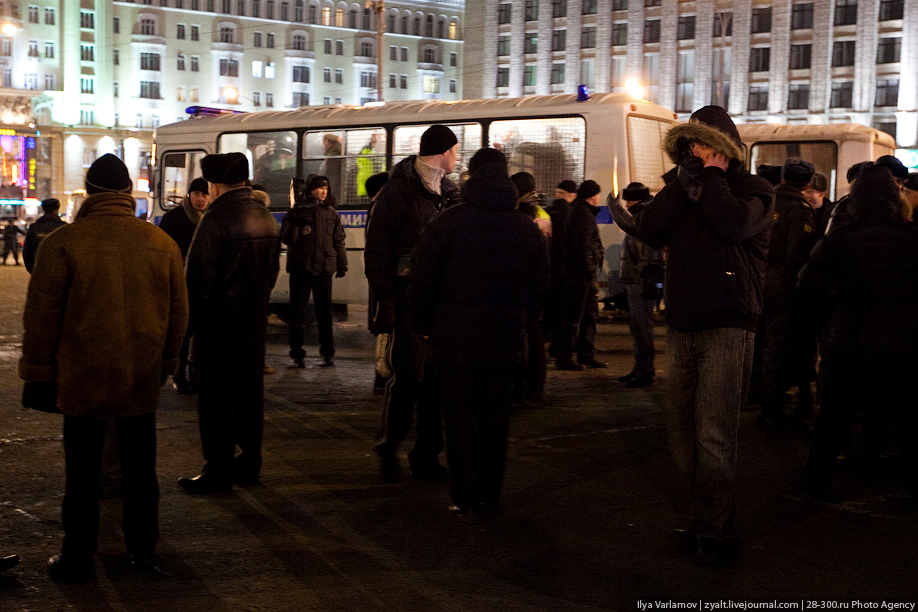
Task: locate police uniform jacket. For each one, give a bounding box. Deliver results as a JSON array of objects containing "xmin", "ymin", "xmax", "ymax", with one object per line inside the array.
[
  {"xmin": 280, "ymin": 195, "xmax": 346, "ymax": 276},
  {"xmin": 764, "ymin": 183, "xmax": 817, "ymax": 308}
]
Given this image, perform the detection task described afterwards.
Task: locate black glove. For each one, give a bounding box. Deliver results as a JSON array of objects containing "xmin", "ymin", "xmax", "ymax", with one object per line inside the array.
[
  {"xmin": 677, "ymin": 156, "xmax": 705, "ymax": 202},
  {"xmin": 22, "ymin": 381, "xmax": 59, "ymax": 414},
  {"xmin": 371, "ymin": 298, "xmax": 396, "ymax": 336},
  {"xmin": 335, "ymin": 269, "xmax": 346, "ymax": 279}
]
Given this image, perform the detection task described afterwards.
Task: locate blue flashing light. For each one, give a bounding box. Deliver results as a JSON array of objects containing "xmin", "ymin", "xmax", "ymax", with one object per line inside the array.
[
  {"xmin": 185, "ymin": 106, "xmax": 246, "ymax": 117},
  {"xmin": 577, "ymin": 85, "xmax": 590, "ymax": 102}
]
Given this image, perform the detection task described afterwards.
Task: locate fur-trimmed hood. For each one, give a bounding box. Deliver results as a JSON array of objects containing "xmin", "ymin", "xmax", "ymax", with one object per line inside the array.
[{"xmin": 663, "ymin": 121, "xmax": 745, "ymax": 165}]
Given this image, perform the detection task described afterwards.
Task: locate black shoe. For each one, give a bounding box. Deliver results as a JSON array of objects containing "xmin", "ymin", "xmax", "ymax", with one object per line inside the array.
[
  {"xmin": 410, "ymin": 460, "xmax": 448, "ymax": 482},
  {"xmin": 618, "ymin": 372, "xmax": 637, "ymax": 383},
  {"xmin": 0, "ymin": 554, "xmax": 20, "ymax": 573},
  {"xmin": 625, "ymin": 375, "xmax": 654, "ymax": 388},
  {"xmin": 376, "ymin": 451, "xmax": 402, "ymax": 483},
  {"xmin": 556, "ymin": 360, "xmax": 584, "ymax": 371},
  {"xmin": 579, "ymin": 359, "xmax": 607, "ymax": 369},
  {"xmin": 291, "ymin": 357, "xmax": 305, "ymax": 369},
  {"xmin": 47, "ymin": 554, "xmax": 95, "ymax": 582},
  {"xmin": 172, "ymin": 380, "xmax": 195, "ymax": 395},
  {"xmin": 177, "ymin": 474, "xmax": 232, "ymax": 494},
  {"xmin": 448, "ymin": 504, "xmax": 484, "ymax": 525},
  {"xmin": 320, "ymin": 356, "xmax": 335, "ymax": 367}
]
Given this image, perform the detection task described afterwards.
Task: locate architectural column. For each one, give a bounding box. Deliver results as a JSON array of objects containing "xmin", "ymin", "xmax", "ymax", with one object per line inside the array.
[
  {"xmin": 730, "ymin": 0, "xmax": 752, "ymax": 118},
  {"xmin": 565, "ymin": 0, "xmax": 583, "ymax": 94},
  {"xmin": 694, "ymin": 0, "xmax": 715, "ymax": 110},
  {"xmin": 768, "ymin": 0, "xmax": 791, "ymax": 115},
  {"xmin": 896, "ymin": 0, "xmax": 918, "ymax": 147},
  {"xmin": 658, "ymin": 0, "xmax": 679, "ymax": 110},
  {"xmin": 595, "ymin": 0, "xmax": 612, "ymax": 92},
  {"xmin": 809, "ymin": 0, "xmax": 833, "ymax": 119},
  {"xmin": 508, "ymin": 0, "xmax": 526, "ymax": 97},
  {"xmin": 537, "ymin": 0, "xmax": 554, "ymax": 94}
]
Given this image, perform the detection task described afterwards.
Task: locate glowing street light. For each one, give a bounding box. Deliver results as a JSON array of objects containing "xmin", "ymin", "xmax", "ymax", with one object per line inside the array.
[
  {"xmin": 224, "ymin": 87, "xmax": 238, "ymax": 103},
  {"xmin": 624, "ymin": 78, "xmax": 645, "ymax": 100},
  {"xmin": 2, "ymin": 23, "xmax": 17, "ymax": 35}
]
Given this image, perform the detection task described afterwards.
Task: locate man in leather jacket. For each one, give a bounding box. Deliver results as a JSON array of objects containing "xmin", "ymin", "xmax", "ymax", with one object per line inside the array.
[
  {"xmin": 178, "ymin": 153, "xmax": 280, "ymax": 494},
  {"xmin": 364, "ymin": 124, "xmax": 460, "ymax": 482}
]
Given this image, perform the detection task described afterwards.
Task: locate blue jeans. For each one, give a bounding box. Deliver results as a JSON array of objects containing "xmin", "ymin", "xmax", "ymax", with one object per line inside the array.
[
  {"xmin": 666, "ymin": 327, "xmax": 754, "ymax": 538},
  {"xmin": 624, "ymin": 283, "xmax": 656, "ymax": 377}
]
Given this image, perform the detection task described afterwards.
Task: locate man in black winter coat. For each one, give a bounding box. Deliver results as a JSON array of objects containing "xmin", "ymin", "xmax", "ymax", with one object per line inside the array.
[
  {"xmin": 281, "ymin": 175, "xmax": 347, "ymax": 368},
  {"xmin": 178, "ymin": 153, "xmax": 280, "ymax": 493},
  {"xmin": 409, "ymin": 148, "xmax": 549, "ymax": 522},
  {"xmin": 555, "ymin": 180, "xmax": 605, "ymax": 371},
  {"xmin": 634, "ymin": 106, "xmax": 775, "ymax": 564},
  {"xmin": 158, "ymin": 177, "xmax": 210, "ymax": 394},
  {"xmin": 608, "ymin": 182, "xmax": 664, "ymax": 388},
  {"xmin": 757, "ymin": 159, "xmax": 818, "ymax": 425},
  {"xmin": 158, "ymin": 177, "xmax": 209, "ymax": 259},
  {"xmin": 543, "ymin": 179, "xmax": 578, "ymax": 352},
  {"xmin": 23, "ymin": 198, "xmax": 66, "ymax": 272},
  {"xmin": 799, "ymin": 164, "xmax": 918, "ymax": 500},
  {"xmin": 364, "ymin": 124, "xmax": 461, "ymax": 483}
]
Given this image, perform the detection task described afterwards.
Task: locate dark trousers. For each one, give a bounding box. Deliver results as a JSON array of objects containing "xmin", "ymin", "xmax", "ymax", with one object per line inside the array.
[
  {"xmin": 62, "ymin": 412, "xmax": 158, "ymax": 560},
  {"xmin": 624, "ymin": 283, "xmax": 656, "ymax": 376},
  {"xmin": 196, "ymin": 357, "xmax": 265, "ymax": 482},
  {"xmin": 514, "ymin": 324, "xmax": 547, "ymax": 400},
  {"xmin": 373, "ymin": 292, "xmax": 443, "ymax": 465},
  {"xmin": 556, "ymin": 280, "xmax": 598, "ymax": 364},
  {"xmin": 761, "ymin": 304, "xmax": 813, "ymax": 406},
  {"xmin": 437, "ymin": 365, "xmax": 513, "ymax": 510},
  {"xmin": 805, "ymin": 357, "xmax": 913, "ymax": 495},
  {"xmin": 2, "ymin": 246, "xmax": 19, "ymax": 264},
  {"xmin": 289, "ymin": 271, "xmax": 335, "ymax": 360}
]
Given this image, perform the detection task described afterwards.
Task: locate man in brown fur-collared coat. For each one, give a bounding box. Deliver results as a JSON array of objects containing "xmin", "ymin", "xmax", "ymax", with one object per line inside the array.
[{"xmin": 19, "ymin": 153, "xmax": 188, "ymax": 581}]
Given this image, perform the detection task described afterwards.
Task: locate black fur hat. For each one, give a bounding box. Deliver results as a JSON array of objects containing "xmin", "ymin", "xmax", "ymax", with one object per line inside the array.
[
  {"xmin": 782, "ymin": 158, "xmax": 815, "ymax": 186},
  {"xmin": 200, "ymin": 153, "xmax": 249, "ymax": 185},
  {"xmin": 622, "ymin": 182, "xmax": 650, "ymax": 201}
]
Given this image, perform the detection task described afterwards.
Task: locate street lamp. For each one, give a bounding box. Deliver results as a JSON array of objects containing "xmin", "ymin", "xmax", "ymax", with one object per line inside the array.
[
  {"xmin": 224, "ymin": 87, "xmax": 238, "ymax": 103},
  {"xmin": 2, "ymin": 23, "xmax": 16, "ymax": 35}
]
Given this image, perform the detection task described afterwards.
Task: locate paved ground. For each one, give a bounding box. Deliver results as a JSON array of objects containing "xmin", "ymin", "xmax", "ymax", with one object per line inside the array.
[{"xmin": 0, "ymin": 262, "xmax": 916, "ymax": 612}]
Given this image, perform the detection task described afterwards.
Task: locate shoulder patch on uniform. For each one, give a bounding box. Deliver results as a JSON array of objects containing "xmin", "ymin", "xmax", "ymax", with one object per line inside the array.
[{"xmin": 803, "ymin": 223, "xmax": 813, "ymax": 233}]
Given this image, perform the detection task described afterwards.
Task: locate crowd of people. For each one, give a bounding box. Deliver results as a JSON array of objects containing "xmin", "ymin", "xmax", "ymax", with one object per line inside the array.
[{"xmin": 10, "ymin": 115, "xmax": 918, "ymax": 580}]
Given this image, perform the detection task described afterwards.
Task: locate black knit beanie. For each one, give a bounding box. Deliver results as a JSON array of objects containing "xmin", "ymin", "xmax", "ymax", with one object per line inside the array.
[
  {"xmin": 577, "ymin": 180, "xmax": 601, "ymax": 200},
  {"xmin": 468, "ymin": 147, "xmax": 507, "ymax": 175},
  {"xmin": 188, "ymin": 177, "xmax": 209, "ymax": 195},
  {"xmin": 306, "ymin": 175, "xmax": 330, "ymax": 193},
  {"xmin": 557, "ymin": 180, "xmax": 578, "ymax": 194},
  {"xmin": 689, "ymin": 106, "xmax": 743, "ymax": 150},
  {"xmin": 781, "ymin": 158, "xmax": 815, "ymax": 186},
  {"xmin": 200, "ymin": 153, "xmax": 249, "ymax": 185},
  {"xmin": 622, "ymin": 182, "xmax": 650, "ymax": 201},
  {"xmin": 419, "ymin": 124, "xmax": 458, "ymax": 156},
  {"xmin": 85, "ymin": 153, "xmax": 133, "ymax": 195},
  {"xmin": 365, "ymin": 172, "xmax": 389, "ymax": 199}
]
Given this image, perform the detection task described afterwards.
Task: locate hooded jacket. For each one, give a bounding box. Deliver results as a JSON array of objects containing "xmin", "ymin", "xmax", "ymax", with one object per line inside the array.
[
  {"xmin": 280, "ymin": 194, "xmax": 347, "ymax": 275},
  {"xmin": 19, "ymin": 191, "xmax": 188, "ymax": 417},
  {"xmin": 185, "ymin": 186, "xmax": 280, "ymax": 361},
  {"xmin": 635, "ymin": 120, "xmax": 775, "ymax": 332},
  {"xmin": 409, "ymin": 162, "xmax": 550, "ymax": 369},
  {"xmin": 364, "ymin": 155, "xmax": 460, "ymax": 304}
]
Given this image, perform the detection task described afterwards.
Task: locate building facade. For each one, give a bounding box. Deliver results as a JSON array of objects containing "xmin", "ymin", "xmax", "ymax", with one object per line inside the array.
[
  {"xmin": 0, "ymin": 0, "xmax": 464, "ymax": 208},
  {"xmin": 465, "ymin": 0, "xmax": 918, "ymax": 148}
]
